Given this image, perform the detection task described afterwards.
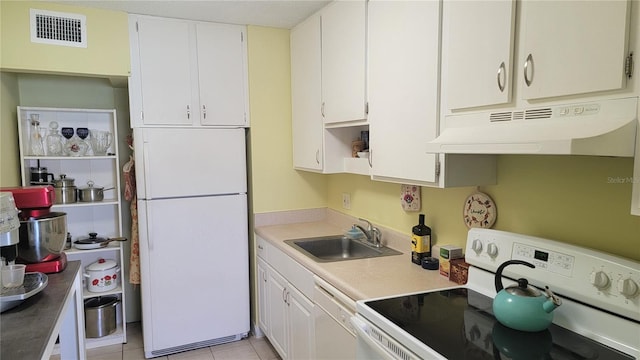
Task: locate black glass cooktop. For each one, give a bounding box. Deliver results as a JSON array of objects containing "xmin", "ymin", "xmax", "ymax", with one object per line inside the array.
[{"xmin": 365, "ymin": 288, "xmax": 634, "ymax": 360}]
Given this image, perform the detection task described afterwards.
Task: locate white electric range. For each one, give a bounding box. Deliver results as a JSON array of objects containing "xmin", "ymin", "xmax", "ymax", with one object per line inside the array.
[{"xmin": 352, "ymin": 228, "xmax": 640, "ymax": 359}]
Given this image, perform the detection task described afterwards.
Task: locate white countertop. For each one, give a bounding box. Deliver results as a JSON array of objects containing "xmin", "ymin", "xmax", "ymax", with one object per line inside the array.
[{"xmin": 255, "ymin": 219, "xmax": 456, "ymax": 302}]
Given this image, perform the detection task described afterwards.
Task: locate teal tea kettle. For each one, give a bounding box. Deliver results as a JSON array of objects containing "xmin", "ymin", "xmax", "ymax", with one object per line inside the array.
[{"xmin": 493, "ymin": 260, "xmax": 562, "ymax": 332}]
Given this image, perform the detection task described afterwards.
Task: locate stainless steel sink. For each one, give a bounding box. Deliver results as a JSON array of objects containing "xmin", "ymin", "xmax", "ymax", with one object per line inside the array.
[{"xmin": 284, "ymin": 236, "xmax": 402, "ymax": 262}]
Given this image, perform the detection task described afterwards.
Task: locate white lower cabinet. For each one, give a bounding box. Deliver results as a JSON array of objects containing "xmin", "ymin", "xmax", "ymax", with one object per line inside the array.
[{"xmin": 256, "ymin": 236, "xmax": 315, "ymax": 360}]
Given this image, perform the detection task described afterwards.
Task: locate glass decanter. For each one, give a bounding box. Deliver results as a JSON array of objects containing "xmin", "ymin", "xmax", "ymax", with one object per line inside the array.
[
  {"xmin": 29, "ymin": 114, "xmax": 45, "ymax": 156},
  {"xmin": 45, "ymin": 121, "xmax": 65, "ymax": 156}
]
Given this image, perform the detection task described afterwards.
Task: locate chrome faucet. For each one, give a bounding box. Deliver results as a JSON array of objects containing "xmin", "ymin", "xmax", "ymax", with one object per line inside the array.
[{"xmin": 354, "ymin": 218, "xmax": 382, "ymax": 248}]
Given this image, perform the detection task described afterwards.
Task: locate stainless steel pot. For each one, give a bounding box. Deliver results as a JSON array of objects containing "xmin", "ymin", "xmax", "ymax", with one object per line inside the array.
[
  {"xmin": 84, "ymin": 296, "xmax": 119, "ymax": 338},
  {"xmin": 53, "ymin": 187, "xmax": 77, "ymax": 204},
  {"xmin": 17, "ymin": 212, "xmax": 67, "ymax": 263},
  {"xmin": 78, "ymin": 181, "xmax": 113, "ymax": 202},
  {"xmin": 52, "ymin": 174, "xmax": 77, "ymax": 204}
]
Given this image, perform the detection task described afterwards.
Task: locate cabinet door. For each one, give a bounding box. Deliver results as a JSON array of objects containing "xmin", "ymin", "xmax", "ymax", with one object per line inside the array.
[
  {"xmin": 291, "ymin": 14, "xmax": 323, "ymax": 171},
  {"xmin": 257, "ymin": 258, "xmax": 269, "ymax": 335},
  {"xmin": 267, "ymin": 269, "xmax": 288, "ymax": 359},
  {"xmin": 520, "ymin": 1, "xmax": 630, "ymax": 100},
  {"xmin": 136, "ymin": 17, "xmax": 193, "ymax": 125},
  {"xmin": 288, "ymin": 286, "xmax": 315, "ymax": 360},
  {"xmin": 196, "ymin": 23, "xmax": 248, "ymax": 126},
  {"xmin": 321, "ymin": 0, "xmax": 367, "ymax": 124},
  {"xmin": 368, "ymin": 1, "xmax": 439, "ymax": 183},
  {"xmin": 444, "ymin": 0, "xmax": 516, "ymax": 110}
]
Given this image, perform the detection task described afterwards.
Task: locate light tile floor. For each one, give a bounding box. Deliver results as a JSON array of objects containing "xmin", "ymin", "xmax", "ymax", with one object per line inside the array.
[{"xmin": 51, "ymin": 322, "xmax": 281, "ymax": 360}]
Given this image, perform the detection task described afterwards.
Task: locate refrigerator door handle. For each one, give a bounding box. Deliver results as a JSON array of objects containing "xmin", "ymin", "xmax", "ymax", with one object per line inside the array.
[{"xmin": 146, "ymin": 206, "xmax": 153, "ymax": 252}]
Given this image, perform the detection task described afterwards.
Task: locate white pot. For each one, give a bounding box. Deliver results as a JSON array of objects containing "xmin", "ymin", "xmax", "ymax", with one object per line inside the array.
[{"xmin": 84, "ymin": 259, "xmax": 120, "ymax": 293}]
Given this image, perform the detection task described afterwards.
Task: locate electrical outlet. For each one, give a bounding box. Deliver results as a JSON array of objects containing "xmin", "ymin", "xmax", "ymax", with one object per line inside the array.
[{"xmin": 342, "ymin": 193, "xmax": 351, "ymax": 209}]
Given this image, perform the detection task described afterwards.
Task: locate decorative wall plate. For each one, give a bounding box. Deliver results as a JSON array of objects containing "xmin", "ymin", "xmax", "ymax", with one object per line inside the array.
[
  {"xmin": 463, "ymin": 192, "xmax": 496, "ymax": 228},
  {"xmin": 401, "ymin": 184, "xmax": 421, "ymax": 211}
]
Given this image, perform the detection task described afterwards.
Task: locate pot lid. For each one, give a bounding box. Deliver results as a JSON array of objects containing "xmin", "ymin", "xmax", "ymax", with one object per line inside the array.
[
  {"xmin": 77, "ymin": 232, "xmax": 107, "ymax": 243},
  {"xmin": 84, "ymin": 296, "xmax": 118, "ymax": 308},
  {"xmin": 505, "ymin": 278, "xmax": 541, "ymax": 297},
  {"xmin": 79, "ymin": 180, "xmax": 103, "ymax": 190},
  {"xmin": 86, "ymin": 258, "xmax": 117, "ymax": 271},
  {"xmin": 53, "ymin": 174, "xmax": 75, "ymax": 187}
]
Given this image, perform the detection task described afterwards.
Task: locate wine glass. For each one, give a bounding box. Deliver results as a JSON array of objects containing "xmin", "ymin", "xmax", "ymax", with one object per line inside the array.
[
  {"xmin": 61, "ymin": 127, "xmax": 74, "ymax": 140},
  {"xmin": 76, "ymin": 127, "xmax": 89, "ymax": 140}
]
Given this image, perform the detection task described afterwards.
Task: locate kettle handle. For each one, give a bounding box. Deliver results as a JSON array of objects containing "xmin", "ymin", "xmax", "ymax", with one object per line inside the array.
[{"xmin": 495, "ymin": 260, "xmax": 535, "ymax": 292}]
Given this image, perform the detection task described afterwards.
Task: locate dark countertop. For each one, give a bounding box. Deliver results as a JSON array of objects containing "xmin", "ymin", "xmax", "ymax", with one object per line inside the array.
[{"xmin": 1, "ymin": 261, "xmax": 81, "ymax": 360}]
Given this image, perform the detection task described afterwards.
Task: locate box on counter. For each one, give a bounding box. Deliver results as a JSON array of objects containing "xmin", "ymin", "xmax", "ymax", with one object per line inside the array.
[
  {"xmin": 439, "ymin": 245, "xmax": 463, "ymax": 278},
  {"xmin": 450, "ymin": 258, "xmax": 470, "ymax": 285}
]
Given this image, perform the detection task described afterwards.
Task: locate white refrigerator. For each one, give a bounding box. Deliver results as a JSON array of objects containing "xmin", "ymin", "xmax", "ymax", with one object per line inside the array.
[{"xmin": 133, "ymin": 127, "xmax": 249, "ymax": 358}]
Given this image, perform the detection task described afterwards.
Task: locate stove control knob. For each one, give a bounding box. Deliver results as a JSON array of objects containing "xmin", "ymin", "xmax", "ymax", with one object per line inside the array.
[
  {"xmin": 471, "ymin": 239, "xmax": 483, "ymax": 254},
  {"xmin": 617, "ymin": 278, "xmax": 639, "ymax": 298},
  {"xmin": 487, "ymin": 243, "xmax": 499, "ymax": 258},
  {"xmin": 589, "ymin": 271, "xmax": 610, "ymax": 290}
]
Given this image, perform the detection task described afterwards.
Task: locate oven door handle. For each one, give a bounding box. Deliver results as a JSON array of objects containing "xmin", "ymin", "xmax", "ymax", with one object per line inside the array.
[{"xmin": 350, "ymin": 316, "xmax": 397, "ymax": 360}]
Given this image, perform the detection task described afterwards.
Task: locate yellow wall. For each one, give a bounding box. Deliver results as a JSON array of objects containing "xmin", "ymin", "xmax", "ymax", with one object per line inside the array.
[
  {"xmin": 327, "ymin": 155, "xmax": 640, "ymax": 262},
  {"xmin": 247, "ymin": 26, "xmax": 327, "ymax": 214},
  {"xmin": 0, "ymin": 72, "xmax": 21, "ymax": 186},
  {"xmin": 0, "ymin": 1, "xmax": 129, "ymax": 78}
]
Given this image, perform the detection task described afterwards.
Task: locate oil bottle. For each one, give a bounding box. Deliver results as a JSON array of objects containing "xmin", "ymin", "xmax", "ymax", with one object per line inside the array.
[{"xmin": 411, "ymin": 213, "xmax": 432, "ymax": 265}]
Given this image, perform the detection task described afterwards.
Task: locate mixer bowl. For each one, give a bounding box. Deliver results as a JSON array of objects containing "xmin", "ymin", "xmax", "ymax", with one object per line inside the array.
[{"xmin": 18, "ymin": 212, "xmax": 67, "ymax": 263}]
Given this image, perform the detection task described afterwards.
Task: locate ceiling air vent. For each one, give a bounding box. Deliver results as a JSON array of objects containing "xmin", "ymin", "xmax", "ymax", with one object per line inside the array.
[
  {"xmin": 525, "ymin": 107, "xmax": 553, "ymax": 120},
  {"xmin": 30, "ymin": 9, "xmax": 87, "ymax": 48}
]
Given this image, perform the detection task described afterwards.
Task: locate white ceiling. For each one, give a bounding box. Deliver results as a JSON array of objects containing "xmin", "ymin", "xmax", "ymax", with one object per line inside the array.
[{"xmin": 59, "ymin": 0, "xmax": 330, "ymax": 29}]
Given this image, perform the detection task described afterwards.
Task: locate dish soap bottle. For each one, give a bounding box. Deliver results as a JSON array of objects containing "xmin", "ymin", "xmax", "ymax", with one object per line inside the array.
[{"xmin": 411, "ymin": 214, "xmax": 431, "ymax": 265}]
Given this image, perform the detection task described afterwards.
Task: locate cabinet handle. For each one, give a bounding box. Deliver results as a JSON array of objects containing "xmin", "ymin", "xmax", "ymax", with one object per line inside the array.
[
  {"xmin": 316, "ymin": 149, "xmax": 320, "ymax": 164},
  {"xmin": 368, "ymin": 149, "xmax": 372, "ymax": 167},
  {"xmin": 202, "ymin": 105, "xmax": 207, "ymax": 119},
  {"xmin": 321, "ymin": 102, "xmax": 325, "ymax": 117},
  {"xmin": 497, "ymin": 61, "xmax": 506, "ymax": 92},
  {"xmin": 186, "ymin": 105, "xmax": 191, "ymax": 119},
  {"xmin": 523, "ymin": 54, "xmax": 534, "ymax": 87},
  {"xmin": 286, "ymin": 291, "xmax": 291, "ymax": 306},
  {"xmin": 282, "ymin": 288, "xmax": 287, "ymax": 303}
]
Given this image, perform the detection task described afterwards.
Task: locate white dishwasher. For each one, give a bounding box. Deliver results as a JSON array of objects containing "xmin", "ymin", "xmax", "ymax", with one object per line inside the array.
[{"xmin": 313, "ymin": 276, "xmax": 356, "ymax": 360}]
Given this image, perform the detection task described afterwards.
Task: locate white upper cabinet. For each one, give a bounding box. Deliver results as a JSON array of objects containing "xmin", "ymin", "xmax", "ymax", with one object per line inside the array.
[
  {"xmin": 136, "ymin": 17, "xmax": 193, "ymax": 125},
  {"xmin": 291, "ymin": 14, "xmax": 323, "ymax": 171},
  {"xmin": 321, "ymin": 0, "xmax": 367, "ymax": 124},
  {"xmin": 368, "ymin": 0, "xmax": 440, "ymax": 184},
  {"xmin": 519, "ymin": 1, "xmax": 631, "ymax": 100},
  {"xmin": 444, "ymin": 0, "xmax": 516, "ymax": 110},
  {"xmin": 130, "ymin": 15, "xmax": 249, "ymax": 127},
  {"xmin": 443, "ymin": 0, "xmax": 632, "ymax": 112},
  {"xmin": 195, "ymin": 22, "xmax": 249, "ymax": 126}
]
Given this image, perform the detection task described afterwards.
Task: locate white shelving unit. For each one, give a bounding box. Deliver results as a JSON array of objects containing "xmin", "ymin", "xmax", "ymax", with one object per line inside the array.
[{"xmin": 17, "ymin": 106, "xmax": 127, "ymax": 350}]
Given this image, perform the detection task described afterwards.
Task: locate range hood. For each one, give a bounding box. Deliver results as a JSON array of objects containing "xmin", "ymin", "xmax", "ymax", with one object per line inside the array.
[{"xmin": 427, "ymin": 97, "xmax": 638, "ymax": 157}]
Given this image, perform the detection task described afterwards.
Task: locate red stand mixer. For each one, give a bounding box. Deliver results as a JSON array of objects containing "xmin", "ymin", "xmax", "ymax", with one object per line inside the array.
[{"xmin": 1, "ymin": 186, "xmax": 67, "ymax": 273}]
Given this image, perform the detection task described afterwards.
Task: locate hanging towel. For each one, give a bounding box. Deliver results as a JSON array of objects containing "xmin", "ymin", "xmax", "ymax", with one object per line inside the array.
[{"xmin": 124, "ymin": 139, "xmax": 140, "ymax": 285}]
